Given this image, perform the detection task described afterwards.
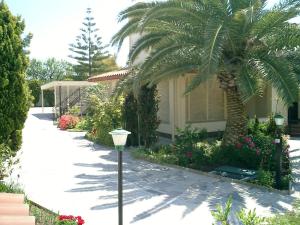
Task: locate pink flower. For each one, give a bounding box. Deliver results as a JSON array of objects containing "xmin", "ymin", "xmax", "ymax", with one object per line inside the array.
[
  {"xmin": 244, "ymin": 136, "xmax": 252, "ymax": 143},
  {"xmin": 249, "ymin": 142, "xmax": 255, "ymax": 148},
  {"xmin": 256, "ymin": 148, "xmax": 260, "ymax": 156}
]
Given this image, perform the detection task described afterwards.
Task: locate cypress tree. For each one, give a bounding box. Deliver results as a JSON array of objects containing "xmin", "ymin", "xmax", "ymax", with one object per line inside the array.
[
  {"xmin": 123, "ymin": 85, "xmax": 160, "ymax": 147},
  {"xmin": 69, "ymin": 8, "xmax": 109, "ymax": 79},
  {"xmin": 0, "ymin": 1, "xmax": 31, "ymax": 153}
]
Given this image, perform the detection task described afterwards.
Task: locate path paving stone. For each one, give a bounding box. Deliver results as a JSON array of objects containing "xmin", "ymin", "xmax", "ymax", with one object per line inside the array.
[{"xmin": 8, "ymin": 108, "xmax": 300, "ymax": 225}]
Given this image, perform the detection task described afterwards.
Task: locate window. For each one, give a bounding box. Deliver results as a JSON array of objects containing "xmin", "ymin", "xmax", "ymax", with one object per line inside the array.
[
  {"xmin": 186, "ymin": 76, "xmax": 225, "ymax": 122},
  {"xmin": 157, "ymin": 80, "xmax": 170, "ymax": 123}
]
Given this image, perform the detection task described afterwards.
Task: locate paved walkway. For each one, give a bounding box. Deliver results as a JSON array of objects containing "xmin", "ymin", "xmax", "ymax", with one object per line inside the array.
[
  {"xmin": 286, "ymin": 138, "xmax": 300, "ymax": 194},
  {"xmin": 9, "ymin": 108, "xmax": 300, "ymax": 225}
]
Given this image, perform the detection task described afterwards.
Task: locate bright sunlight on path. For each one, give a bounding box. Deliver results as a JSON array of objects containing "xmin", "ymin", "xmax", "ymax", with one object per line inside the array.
[{"xmin": 11, "ymin": 108, "xmax": 299, "ymax": 225}]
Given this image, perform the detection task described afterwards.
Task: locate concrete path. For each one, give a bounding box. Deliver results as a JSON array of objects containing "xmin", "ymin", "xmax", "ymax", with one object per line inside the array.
[
  {"xmin": 10, "ymin": 108, "xmax": 299, "ymax": 225},
  {"xmin": 286, "ymin": 138, "xmax": 300, "ymax": 195}
]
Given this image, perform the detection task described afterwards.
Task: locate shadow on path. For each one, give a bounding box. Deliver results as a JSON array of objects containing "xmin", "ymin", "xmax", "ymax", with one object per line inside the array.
[
  {"xmin": 32, "ymin": 113, "xmax": 54, "ymax": 121},
  {"xmin": 66, "ymin": 139, "xmax": 297, "ymax": 224}
]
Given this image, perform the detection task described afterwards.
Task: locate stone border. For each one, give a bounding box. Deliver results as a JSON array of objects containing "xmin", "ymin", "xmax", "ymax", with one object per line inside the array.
[
  {"xmin": 27, "ymin": 199, "xmax": 58, "ymax": 216},
  {"xmin": 129, "ymin": 150, "xmax": 294, "ymax": 195}
]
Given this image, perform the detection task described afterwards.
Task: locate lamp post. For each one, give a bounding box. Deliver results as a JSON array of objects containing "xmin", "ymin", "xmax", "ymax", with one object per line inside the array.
[
  {"xmin": 274, "ymin": 114, "xmax": 284, "ymax": 189},
  {"xmin": 109, "ymin": 128, "xmax": 131, "ymax": 225}
]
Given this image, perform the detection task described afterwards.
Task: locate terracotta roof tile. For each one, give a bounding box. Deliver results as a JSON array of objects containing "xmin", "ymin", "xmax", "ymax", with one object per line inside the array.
[{"xmin": 88, "ymin": 69, "xmax": 129, "ymax": 82}]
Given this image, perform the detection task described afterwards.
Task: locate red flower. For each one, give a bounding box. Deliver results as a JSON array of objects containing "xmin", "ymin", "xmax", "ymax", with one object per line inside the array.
[
  {"xmin": 235, "ymin": 142, "xmax": 242, "ymax": 149},
  {"xmin": 186, "ymin": 151, "xmax": 193, "ymax": 158},
  {"xmin": 57, "ymin": 215, "xmax": 84, "ymax": 225},
  {"xmin": 58, "ymin": 115, "xmax": 79, "ymax": 130}
]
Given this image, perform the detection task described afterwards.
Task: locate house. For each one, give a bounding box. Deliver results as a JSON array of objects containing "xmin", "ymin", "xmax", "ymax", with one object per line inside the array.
[{"xmin": 88, "ymin": 35, "xmax": 294, "ymax": 140}]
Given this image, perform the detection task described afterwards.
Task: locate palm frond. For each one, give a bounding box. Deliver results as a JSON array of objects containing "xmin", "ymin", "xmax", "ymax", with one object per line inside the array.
[
  {"xmin": 117, "ymin": 2, "xmax": 157, "ymax": 22},
  {"xmin": 201, "ymin": 21, "xmax": 226, "ymax": 76},
  {"xmin": 111, "ymin": 18, "xmax": 142, "ymax": 51},
  {"xmin": 236, "ymin": 64, "xmax": 264, "ymax": 102},
  {"xmin": 252, "ymin": 7, "xmax": 299, "ymax": 39},
  {"xmin": 257, "ymin": 55, "xmax": 298, "ymax": 105},
  {"xmin": 138, "ymin": 0, "xmax": 205, "ymax": 31}
]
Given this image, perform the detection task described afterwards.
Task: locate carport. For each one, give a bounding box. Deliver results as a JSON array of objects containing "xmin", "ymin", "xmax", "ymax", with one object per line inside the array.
[{"xmin": 41, "ymin": 81, "xmax": 96, "ymax": 117}]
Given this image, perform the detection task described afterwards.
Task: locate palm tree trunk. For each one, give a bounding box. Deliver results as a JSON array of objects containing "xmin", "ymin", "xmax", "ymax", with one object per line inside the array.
[{"xmin": 222, "ymin": 88, "xmax": 247, "ymax": 146}]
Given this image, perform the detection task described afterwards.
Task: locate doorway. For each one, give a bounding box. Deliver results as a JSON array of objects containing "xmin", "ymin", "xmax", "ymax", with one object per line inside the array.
[{"xmin": 288, "ymin": 102, "xmax": 298, "ymax": 124}]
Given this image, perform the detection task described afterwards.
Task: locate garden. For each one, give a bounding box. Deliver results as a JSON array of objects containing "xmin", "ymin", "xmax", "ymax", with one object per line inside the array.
[
  {"xmin": 56, "ymin": 81, "xmax": 292, "ymax": 191},
  {"xmin": 132, "ymin": 116, "xmax": 292, "ymax": 190}
]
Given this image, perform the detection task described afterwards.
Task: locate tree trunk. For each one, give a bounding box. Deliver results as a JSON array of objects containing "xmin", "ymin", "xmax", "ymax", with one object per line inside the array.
[{"xmin": 222, "ymin": 88, "xmax": 247, "ymax": 146}]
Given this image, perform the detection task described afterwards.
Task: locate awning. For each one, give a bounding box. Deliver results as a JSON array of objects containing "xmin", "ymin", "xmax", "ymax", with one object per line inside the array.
[{"xmin": 41, "ymin": 81, "xmax": 95, "ymax": 90}]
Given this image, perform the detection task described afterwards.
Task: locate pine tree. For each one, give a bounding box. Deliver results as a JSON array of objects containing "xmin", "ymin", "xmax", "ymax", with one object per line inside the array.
[
  {"xmin": 0, "ymin": 1, "xmax": 31, "ymax": 153},
  {"xmin": 69, "ymin": 8, "xmax": 110, "ymax": 79}
]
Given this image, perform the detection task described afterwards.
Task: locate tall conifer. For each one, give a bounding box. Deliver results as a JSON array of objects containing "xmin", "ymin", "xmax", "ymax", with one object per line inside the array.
[
  {"xmin": 69, "ymin": 8, "xmax": 109, "ymax": 79},
  {"xmin": 0, "ymin": 1, "xmax": 31, "ymax": 153}
]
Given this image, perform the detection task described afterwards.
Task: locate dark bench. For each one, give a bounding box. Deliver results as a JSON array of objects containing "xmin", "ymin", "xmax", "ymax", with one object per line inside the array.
[{"xmin": 210, "ymin": 166, "xmax": 257, "ymax": 181}]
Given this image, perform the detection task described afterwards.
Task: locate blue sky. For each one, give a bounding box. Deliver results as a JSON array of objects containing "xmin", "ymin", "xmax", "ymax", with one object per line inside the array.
[
  {"xmin": 5, "ymin": 0, "xmax": 300, "ymax": 67},
  {"xmin": 6, "ymin": 0, "xmax": 133, "ymax": 66}
]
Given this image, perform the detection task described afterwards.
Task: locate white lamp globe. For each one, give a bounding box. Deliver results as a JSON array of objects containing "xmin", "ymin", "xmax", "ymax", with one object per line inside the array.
[
  {"xmin": 109, "ymin": 128, "xmax": 131, "ymax": 147},
  {"xmin": 274, "ymin": 114, "xmax": 285, "ymax": 126}
]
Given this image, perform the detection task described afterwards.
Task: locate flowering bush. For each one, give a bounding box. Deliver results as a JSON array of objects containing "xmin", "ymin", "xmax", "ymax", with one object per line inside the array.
[
  {"xmin": 222, "ymin": 134, "xmax": 264, "ymax": 169},
  {"xmin": 56, "ymin": 215, "xmax": 84, "ymax": 225},
  {"xmin": 58, "ymin": 115, "xmax": 79, "ymax": 130}
]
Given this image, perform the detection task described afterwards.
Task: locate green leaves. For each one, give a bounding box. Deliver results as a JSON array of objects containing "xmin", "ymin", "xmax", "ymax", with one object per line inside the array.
[
  {"xmin": 0, "ymin": 1, "xmax": 30, "ymax": 152},
  {"xmin": 69, "ymin": 8, "xmax": 109, "ymax": 78},
  {"xmin": 112, "ymin": 0, "xmax": 300, "ymax": 108},
  {"xmin": 211, "ymin": 196, "xmax": 232, "ymax": 225},
  {"xmin": 258, "ymin": 55, "xmax": 298, "ymax": 105}
]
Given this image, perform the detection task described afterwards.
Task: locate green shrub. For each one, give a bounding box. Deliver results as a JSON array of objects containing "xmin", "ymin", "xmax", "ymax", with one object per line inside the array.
[
  {"xmin": 255, "ymin": 169, "xmax": 274, "ymax": 188},
  {"xmin": 138, "ymin": 85, "xmax": 160, "ymax": 147},
  {"xmin": 27, "ymin": 79, "xmax": 42, "ymax": 106},
  {"xmin": 0, "ymin": 182, "xmax": 23, "ymax": 193},
  {"xmin": 173, "ymin": 126, "xmax": 210, "ymax": 168},
  {"xmin": 237, "ymin": 209, "xmax": 265, "ymax": 225},
  {"xmin": 85, "ymin": 84, "xmax": 123, "ymax": 146},
  {"xmin": 123, "ymin": 85, "xmax": 160, "ymax": 147},
  {"xmin": 0, "ymin": 2, "xmax": 32, "ymax": 153},
  {"xmin": 0, "ymin": 144, "xmax": 13, "ymax": 180},
  {"xmin": 123, "ymin": 92, "xmax": 139, "ymax": 146},
  {"xmin": 132, "ymin": 146, "xmax": 178, "ymax": 165},
  {"xmin": 175, "ymin": 126, "xmax": 208, "ymax": 150},
  {"xmin": 75, "ymin": 118, "xmax": 92, "ymax": 131},
  {"xmin": 93, "ymin": 96, "xmax": 123, "ymax": 146},
  {"xmin": 212, "ymin": 200, "xmax": 266, "ymax": 225},
  {"xmin": 211, "ymin": 196, "xmax": 232, "ymax": 225},
  {"xmin": 68, "ymin": 106, "xmax": 81, "ymax": 116}
]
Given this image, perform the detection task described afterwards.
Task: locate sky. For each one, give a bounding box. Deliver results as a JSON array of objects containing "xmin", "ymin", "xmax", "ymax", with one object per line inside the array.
[
  {"xmin": 5, "ymin": 0, "xmax": 135, "ymax": 66},
  {"xmin": 5, "ymin": 0, "xmax": 300, "ymax": 67}
]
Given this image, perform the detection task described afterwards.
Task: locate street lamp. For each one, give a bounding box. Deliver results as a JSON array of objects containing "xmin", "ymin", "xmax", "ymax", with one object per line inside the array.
[
  {"xmin": 109, "ymin": 128, "xmax": 131, "ymax": 225},
  {"xmin": 274, "ymin": 114, "xmax": 284, "ymax": 189}
]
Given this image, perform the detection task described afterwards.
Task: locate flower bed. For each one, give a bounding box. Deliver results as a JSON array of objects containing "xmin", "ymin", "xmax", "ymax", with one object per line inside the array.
[{"xmin": 131, "ymin": 118, "xmax": 292, "ymax": 190}]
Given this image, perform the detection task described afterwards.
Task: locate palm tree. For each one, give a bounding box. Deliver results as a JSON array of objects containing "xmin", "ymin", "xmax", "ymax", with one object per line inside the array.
[{"xmin": 112, "ymin": 0, "xmax": 300, "ymax": 146}]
